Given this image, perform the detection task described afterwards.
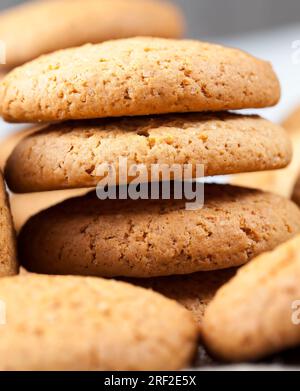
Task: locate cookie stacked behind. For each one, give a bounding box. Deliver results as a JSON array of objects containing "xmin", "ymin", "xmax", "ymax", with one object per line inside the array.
[{"xmin": 2, "ymin": 37, "xmax": 300, "ymax": 326}]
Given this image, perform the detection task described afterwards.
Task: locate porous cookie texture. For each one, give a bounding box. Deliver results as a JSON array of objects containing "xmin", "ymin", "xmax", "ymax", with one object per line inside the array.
[
  {"xmin": 0, "ymin": 37, "xmax": 280, "ymax": 122},
  {"xmin": 5, "ymin": 113, "xmax": 291, "ymax": 193},
  {"xmin": 0, "ymin": 0, "xmax": 184, "ymax": 69},
  {"xmin": 19, "ymin": 185, "xmax": 300, "ymax": 278},
  {"xmin": 0, "ymin": 274, "xmax": 198, "ymax": 370},
  {"xmin": 0, "ymin": 171, "xmax": 18, "ymax": 276},
  {"xmin": 127, "ymin": 268, "xmax": 237, "ymax": 327},
  {"xmin": 202, "ymin": 235, "xmax": 300, "ymax": 362}
]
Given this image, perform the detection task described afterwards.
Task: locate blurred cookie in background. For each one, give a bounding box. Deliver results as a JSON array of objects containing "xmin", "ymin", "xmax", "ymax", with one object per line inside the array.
[
  {"xmin": 292, "ymin": 174, "xmax": 300, "ymax": 207},
  {"xmin": 0, "ymin": 0, "xmax": 184, "ymax": 69},
  {"xmin": 229, "ymin": 106, "xmax": 300, "ymax": 198},
  {"xmin": 0, "ymin": 127, "xmax": 89, "ymax": 231}
]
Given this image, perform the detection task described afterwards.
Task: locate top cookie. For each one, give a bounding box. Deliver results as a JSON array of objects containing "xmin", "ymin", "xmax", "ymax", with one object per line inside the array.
[
  {"xmin": 0, "ymin": 37, "xmax": 280, "ymax": 122},
  {"xmin": 0, "ymin": 0, "xmax": 184, "ymax": 68}
]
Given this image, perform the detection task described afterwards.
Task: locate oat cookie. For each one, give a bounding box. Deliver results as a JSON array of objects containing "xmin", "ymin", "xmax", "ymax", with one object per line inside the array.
[
  {"xmin": 202, "ymin": 235, "xmax": 300, "ymax": 362},
  {"xmin": 5, "ymin": 113, "xmax": 291, "ymax": 193},
  {"xmin": 0, "ymin": 171, "xmax": 18, "ymax": 276},
  {"xmin": 0, "ymin": 273, "xmax": 198, "ymax": 370},
  {"xmin": 0, "ymin": 0, "xmax": 184, "ymax": 69},
  {"xmin": 128, "ymin": 268, "xmax": 237, "ymax": 327},
  {"xmin": 18, "ymin": 185, "xmax": 300, "ymax": 278},
  {"xmin": 0, "ymin": 37, "xmax": 280, "ymax": 122}
]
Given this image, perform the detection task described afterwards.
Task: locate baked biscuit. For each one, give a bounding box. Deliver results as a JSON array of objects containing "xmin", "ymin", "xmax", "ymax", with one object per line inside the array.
[
  {"xmin": 5, "ymin": 113, "xmax": 291, "ymax": 193},
  {"xmin": 18, "ymin": 185, "xmax": 300, "ymax": 278},
  {"xmin": 127, "ymin": 268, "xmax": 237, "ymax": 327},
  {"xmin": 0, "ymin": 171, "xmax": 18, "ymax": 276},
  {"xmin": 0, "ymin": 37, "xmax": 280, "ymax": 122},
  {"xmin": 202, "ymin": 235, "xmax": 300, "ymax": 362},
  {"xmin": 0, "ymin": 0, "xmax": 184, "ymax": 69},
  {"xmin": 0, "ymin": 273, "xmax": 198, "ymax": 370}
]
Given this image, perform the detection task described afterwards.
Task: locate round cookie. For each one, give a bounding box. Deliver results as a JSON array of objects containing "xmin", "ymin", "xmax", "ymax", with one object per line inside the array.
[
  {"xmin": 0, "ymin": 0, "xmax": 184, "ymax": 69},
  {"xmin": 18, "ymin": 184, "xmax": 300, "ymax": 278},
  {"xmin": 127, "ymin": 268, "xmax": 237, "ymax": 327},
  {"xmin": 0, "ymin": 37, "xmax": 280, "ymax": 123},
  {"xmin": 0, "ymin": 273, "xmax": 198, "ymax": 370},
  {"xmin": 5, "ymin": 113, "xmax": 291, "ymax": 193},
  {"xmin": 202, "ymin": 235, "xmax": 300, "ymax": 362},
  {"xmin": 0, "ymin": 171, "xmax": 18, "ymax": 276}
]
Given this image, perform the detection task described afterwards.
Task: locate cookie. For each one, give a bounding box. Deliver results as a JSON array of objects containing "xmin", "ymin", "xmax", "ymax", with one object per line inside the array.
[
  {"xmin": 202, "ymin": 235, "xmax": 300, "ymax": 362},
  {"xmin": 0, "ymin": 171, "xmax": 18, "ymax": 276},
  {"xmin": 0, "ymin": 0, "xmax": 184, "ymax": 69},
  {"xmin": 18, "ymin": 184, "xmax": 300, "ymax": 278},
  {"xmin": 0, "ymin": 37, "xmax": 280, "ymax": 122},
  {"xmin": 0, "ymin": 273, "xmax": 198, "ymax": 370},
  {"xmin": 5, "ymin": 113, "xmax": 291, "ymax": 193},
  {"xmin": 127, "ymin": 268, "xmax": 237, "ymax": 327},
  {"xmin": 230, "ymin": 121, "xmax": 300, "ymax": 198}
]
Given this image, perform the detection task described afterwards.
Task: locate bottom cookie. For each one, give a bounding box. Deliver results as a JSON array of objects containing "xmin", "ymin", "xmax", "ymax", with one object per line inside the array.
[
  {"xmin": 0, "ymin": 273, "xmax": 198, "ymax": 370},
  {"xmin": 127, "ymin": 268, "xmax": 237, "ymax": 327},
  {"xmin": 18, "ymin": 184, "xmax": 300, "ymax": 278},
  {"xmin": 202, "ymin": 235, "xmax": 300, "ymax": 362}
]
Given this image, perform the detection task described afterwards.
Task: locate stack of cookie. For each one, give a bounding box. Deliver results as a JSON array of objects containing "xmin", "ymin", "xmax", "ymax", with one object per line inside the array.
[{"xmin": 2, "ymin": 37, "xmax": 300, "ymax": 331}]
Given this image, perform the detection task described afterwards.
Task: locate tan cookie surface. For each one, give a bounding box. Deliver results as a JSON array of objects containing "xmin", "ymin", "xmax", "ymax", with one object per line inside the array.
[
  {"xmin": 5, "ymin": 113, "xmax": 291, "ymax": 193},
  {"xmin": 0, "ymin": 0, "xmax": 183, "ymax": 69},
  {"xmin": 0, "ymin": 273, "xmax": 197, "ymax": 370},
  {"xmin": 202, "ymin": 235, "xmax": 300, "ymax": 362},
  {"xmin": 127, "ymin": 269, "xmax": 237, "ymax": 327},
  {"xmin": 0, "ymin": 37, "xmax": 280, "ymax": 122},
  {"xmin": 19, "ymin": 185, "xmax": 300, "ymax": 278},
  {"xmin": 0, "ymin": 171, "xmax": 18, "ymax": 276}
]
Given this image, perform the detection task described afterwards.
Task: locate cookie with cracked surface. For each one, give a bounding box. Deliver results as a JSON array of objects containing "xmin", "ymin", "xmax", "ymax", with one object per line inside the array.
[
  {"xmin": 202, "ymin": 235, "xmax": 300, "ymax": 362},
  {"xmin": 19, "ymin": 184, "xmax": 300, "ymax": 278},
  {"xmin": 0, "ymin": 37, "xmax": 280, "ymax": 122},
  {"xmin": 5, "ymin": 113, "xmax": 291, "ymax": 193},
  {"xmin": 127, "ymin": 268, "xmax": 237, "ymax": 327},
  {"xmin": 0, "ymin": 0, "xmax": 184, "ymax": 69},
  {"xmin": 0, "ymin": 171, "xmax": 18, "ymax": 276},
  {"xmin": 0, "ymin": 273, "xmax": 198, "ymax": 370}
]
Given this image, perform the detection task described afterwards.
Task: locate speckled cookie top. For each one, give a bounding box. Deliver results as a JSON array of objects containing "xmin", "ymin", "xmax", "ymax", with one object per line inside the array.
[
  {"xmin": 202, "ymin": 235, "xmax": 300, "ymax": 362},
  {"xmin": 18, "ymin": 185, "xmax": 300, "ymax": 277},
  {"xmin": 0, "ymin": 273, "xmax": 198, "ymax": 370},
  {"xmin": 0, "ymin": 37, "xmax": 280, "ymax": 122},
  {"xmin": 4, "ymin": 113, "xmax": 291, "ymax": 193},
  {"xmin": 0, "ymin": 0, "xmax": 184, "ymax": 68}
]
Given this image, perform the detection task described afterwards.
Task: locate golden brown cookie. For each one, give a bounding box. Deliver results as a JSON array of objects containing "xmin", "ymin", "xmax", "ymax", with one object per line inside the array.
[
  {"xmin": 0, "ymin": 37, "xmax": 280, "ymax": 122},
  {"xmin": 0, "ymin": 0, "xmax": 184, "ymax": 69},
  {"xmin": 18, "ymin": 185, "xmax": 300, "ymax": 278},
  {"xmin": 0, "ymin": 273, "xmax": 198, "ymax": 370},
  {"xmin": 0, "ymin": 171, "xmax": 18, "ymax": 276},
  {"xmin": 5, "ymin": 113, "xmax": 291, "ymax": 193},
  {"xmin": 0, "ymin": 126, "xmax": 89, "ymax": 230},
  {"xmin": 127, "ymin": 268, "xmax": 237, "ymax": 327},
  {"xmin": 230, "ymin": 113, "xmax": 300, "ymax": 197},
  {"xmin": 202, "ymin": 235, "xmax": 300, "ymax": 362}
]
